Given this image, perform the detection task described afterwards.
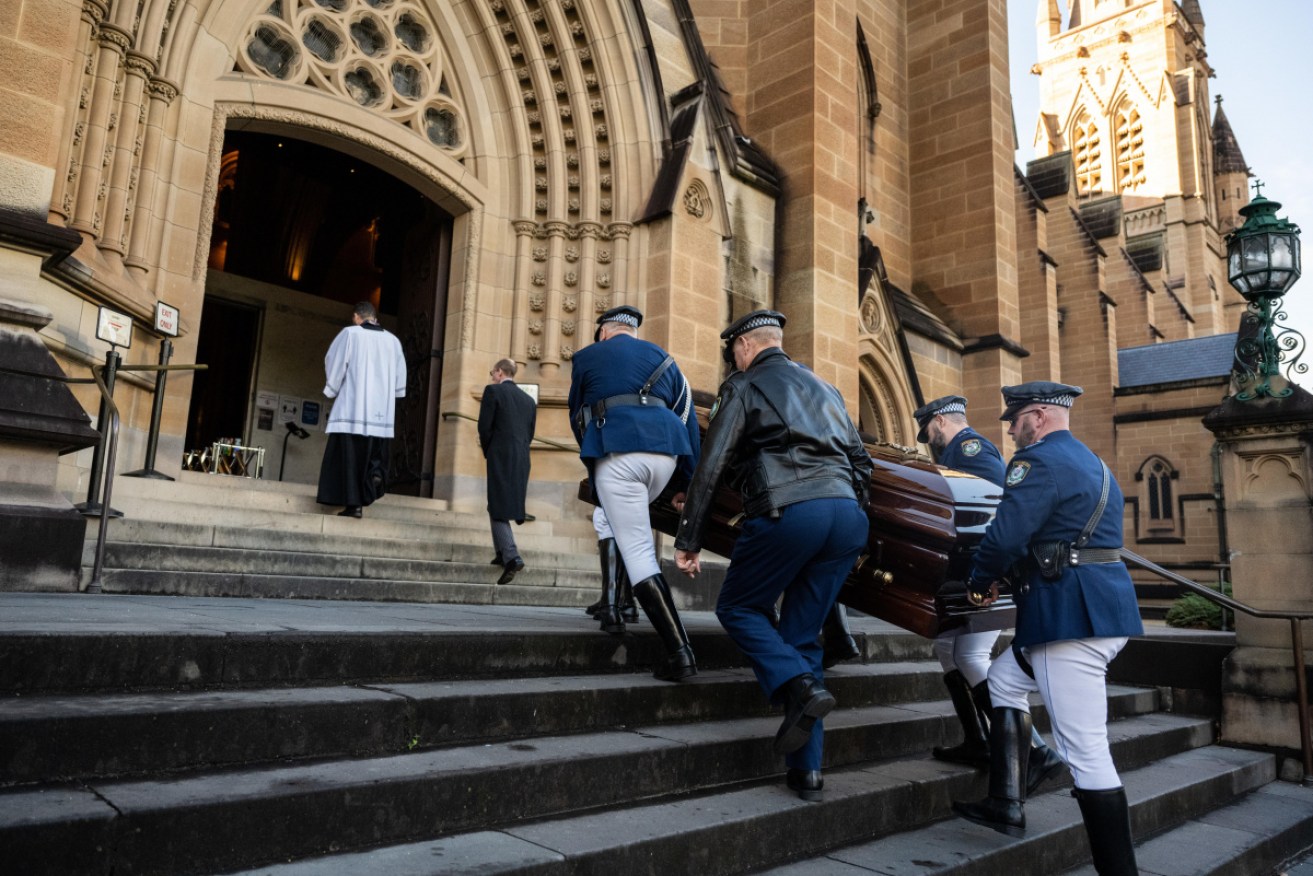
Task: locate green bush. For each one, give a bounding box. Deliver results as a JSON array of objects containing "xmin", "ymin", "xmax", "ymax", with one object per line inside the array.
[{"xmin": 1164, "ymin": 581, "xmax": 1233, "ymax": 630}]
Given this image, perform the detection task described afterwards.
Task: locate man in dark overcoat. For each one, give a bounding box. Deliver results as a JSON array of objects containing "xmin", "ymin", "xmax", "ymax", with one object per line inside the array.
[{"xmin": 478, "ymin": 358, "xmax": 537, "ymax": 585}]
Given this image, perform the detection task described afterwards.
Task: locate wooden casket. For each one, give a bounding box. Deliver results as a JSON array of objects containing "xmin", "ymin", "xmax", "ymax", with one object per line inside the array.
[{"xmin": 576, "ymin": 401, "xmax": 1015, "ymax": 639}]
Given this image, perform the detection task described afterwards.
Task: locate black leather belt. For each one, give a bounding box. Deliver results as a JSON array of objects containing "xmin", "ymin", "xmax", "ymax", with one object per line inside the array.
[
  {"xmin": 580, "ymin": 393, "xmax": 667, "ymax": 428},
  {"xmin": 1069, "ymin": 547, "xmax": 1122, "ymax": 566}
]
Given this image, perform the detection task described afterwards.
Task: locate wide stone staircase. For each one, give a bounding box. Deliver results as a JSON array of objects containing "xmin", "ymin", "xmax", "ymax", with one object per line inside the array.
[
  {"xmin": 81, "ymin": 471, "xmax": 610, "ymax": 607},
  {"xmin": 3, "ymin": 595, "xmax": 1312, "ymax": 875}
]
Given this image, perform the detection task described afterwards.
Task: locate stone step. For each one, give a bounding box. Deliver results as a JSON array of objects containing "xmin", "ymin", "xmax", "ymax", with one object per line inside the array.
[
  {"xmin": 1060, "ymin": 777, "xmax": 1313, "ymax": 876},
  {"xmin": 201, "ymin": 719, "xmax": 1229, "ymax": 876},
  {"xmin": 106, "ymin": 470, "xmax": 596, "ymax": 540},
  {"xmin": 91, "ymin": 519, "xmax": 604, "ymax": 570},
  {"xmin": 98, "ymin": 542, "xmax": 604, "ymax": 587},
  {"xmin": 752, "ymin": 747, "xmax": 1277, "ymax": 876},
  {"xmin": 0, "ymin": 603, "xmax": 935, "ymax": 693},
  {"xmin": 0, "ymin": 705, "xmax": 1203, "ymax": 876},
  {"xmin": 0, "ymin": 657, "xmax": 1157, "ymax": 786}
]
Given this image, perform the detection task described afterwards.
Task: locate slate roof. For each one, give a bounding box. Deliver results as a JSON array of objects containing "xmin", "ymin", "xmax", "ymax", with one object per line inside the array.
[
  {"xmin": 1118, "ymin": 334, "xmax": 1236, "ymax": 389},
  {"xmin": 1212, "ymin": 100, "xmax": 1249, "ymax": 175}
]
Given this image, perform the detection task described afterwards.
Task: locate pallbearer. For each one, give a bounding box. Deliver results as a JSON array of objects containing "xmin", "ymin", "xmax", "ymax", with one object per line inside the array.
[
  {"xmin": 951, "ymin": 382, "xmax": 1143, "ymax": 876},
  {"xmin": 674, "ymin": 310, "xmax": 872, "ymax": 802}
]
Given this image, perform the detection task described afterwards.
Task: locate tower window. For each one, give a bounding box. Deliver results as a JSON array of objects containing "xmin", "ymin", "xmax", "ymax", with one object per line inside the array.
[
  {"xmin": 1115, "ymin": 103, "xmax": 1146, "ymax": 192},
  {"xmin": 1073, "ymin": 111, "xmax": 1102, "ymax": 197}
]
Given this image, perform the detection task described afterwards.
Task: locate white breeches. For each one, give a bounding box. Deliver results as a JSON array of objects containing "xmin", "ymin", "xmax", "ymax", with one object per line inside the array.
[
  {"xmin": 933, "ymin": 629, "xmax": 1001, "ymax": 687},
  {"xmin": 988, "ymin": 637, "xmax": 1129, "ymax": 791},
  {"xmin": 591, "ymin": 452, "xmax": 676, "ymax": 582}
]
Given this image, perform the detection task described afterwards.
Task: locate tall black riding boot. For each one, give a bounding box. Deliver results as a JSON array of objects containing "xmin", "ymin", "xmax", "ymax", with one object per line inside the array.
[
  {"xmin": 951, "ymin": 707, "xmax": 1031, "ymax": 837},
  {"xmin": 932, "ymin": 670, "xmax": 989, "ymax": 766},
  {"xmin": 1027, "ymin": 726, "xmax": 1066, "ymax": 796},
  {"xmin": 966, "ymin": 678, "xmax": 1065, "ymax": 794},
  {"xmin": 632, "ymin": 573, "xmax": 697, "ymax": 681},
  {"xmin": 618, "ymin": 560, "xmax": 639, "ymax": 623},
  {"xmin": 1075, "ymin": 786, "xmax": 1139, "ymax": 875},
  {"xmin": 588, "ymin": 538, "xmax": 618, "ymax": 619},
  {"xmin": 595, "ymin": 546, "xmax": 625, "ymax": 635},
  {"xmin": 821, "ymin": 603, "xmax": 860, "ymax": 668}
]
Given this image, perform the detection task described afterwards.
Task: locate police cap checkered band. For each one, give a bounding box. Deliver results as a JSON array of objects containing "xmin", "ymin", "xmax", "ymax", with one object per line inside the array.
[
  {"xmin": 999, "ymin": 381, "xmax": 1083, "ymax": 420},
  {"xmin": 720, "ymin": 309, "xmax": 788, "ymax": 341},
  {"xmin": 594, "ymin": 304, "xmax": 643, "ymax": 334},
  {"xmin": 913, "ymin": 395, "xmax": 967, "ymax": 443}
]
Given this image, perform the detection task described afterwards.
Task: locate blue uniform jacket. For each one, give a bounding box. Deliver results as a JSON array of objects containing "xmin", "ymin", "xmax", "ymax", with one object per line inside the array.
[
  {"xmin": 937, "ymin": 427, "xmax": 1005, "ymax": 486},
  {"xmin": 568, "ymin": 334, "xmax": 700, "ymax": 484},
  {"xmin": 970, "ymin": 430, "xmax": 1143, "ymax": 648}
]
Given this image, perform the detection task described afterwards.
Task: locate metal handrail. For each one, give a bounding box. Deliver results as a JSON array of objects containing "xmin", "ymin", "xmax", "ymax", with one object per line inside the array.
[
  {"xmin": 0, "ymin": 361, "xmax": 204, "ymax": 593},
  {"xmin": 1122, "ymin": 547, "xmax": 1313, "ymax": 784},
  {"xmin": 442, "ymin": 410, "xmax": 579, "ymax": 453}
]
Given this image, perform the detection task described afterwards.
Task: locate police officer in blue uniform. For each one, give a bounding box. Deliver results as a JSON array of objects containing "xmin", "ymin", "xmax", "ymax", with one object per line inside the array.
[
  {"xmin": 569, "ymin": 305, "xmax": 701, "ymax": 679},
  {"xmin": 673, "ymin": 310, "xmax": 872, "ymax": 802},
  {"xmin": 915, "ymin": 395, "xmax": 1005, "ymax": 763},
  {"xmin": 917, "ymin": 394, "xmax": 1005, "ymax": 483},
  {"xmin": 915, "ymin": 395, "xmax": 1065, "ymax": 792},
  {"xmin": 952, "ymin": 382, "xmax": 1143, "ymax": 876}
]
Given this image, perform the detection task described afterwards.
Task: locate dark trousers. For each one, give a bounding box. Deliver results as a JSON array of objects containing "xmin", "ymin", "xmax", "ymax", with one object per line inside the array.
[
  {"xmin": 316, "ymin": 434, "xmax": 390, "ymax": 507},
  {"xmin": 715, "ymin": 497, "xmax": 867, "ymax": 771}
]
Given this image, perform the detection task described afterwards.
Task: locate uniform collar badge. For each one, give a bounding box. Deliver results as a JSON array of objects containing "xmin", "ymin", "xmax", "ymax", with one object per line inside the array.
[{"xmin": 1006, "ymin": 460, "xmax": 1031, "ymax": 486}]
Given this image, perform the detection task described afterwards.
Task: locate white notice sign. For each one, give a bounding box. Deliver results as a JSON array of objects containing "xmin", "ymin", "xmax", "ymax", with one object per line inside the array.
[
  {"xmin": 96, "ymin": 306, "xmax": 133, "ymax": 348},
  {"xmin": 154, "ymin": 301, "xmax": 180, "ymax": 337}
]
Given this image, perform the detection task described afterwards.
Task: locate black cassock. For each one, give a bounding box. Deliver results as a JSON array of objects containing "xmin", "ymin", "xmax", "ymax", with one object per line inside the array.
[{"xmin": 478, "ymin": 381, "xmax": 537, "ymax": 522}]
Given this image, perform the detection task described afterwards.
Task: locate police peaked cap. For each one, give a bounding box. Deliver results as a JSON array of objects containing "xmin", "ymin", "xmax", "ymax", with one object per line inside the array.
[
  {"xmin": 912, "ymin": 395, "xmax": 967, "ymax": 444},
  {"xmin": 594, "ymin": 304, "xmax": 643, "ymax": 341},
  {"xmin": 720, "ymin": 309, "xmax": 787, "ymax": 364},
  {"xmin": 999, "ymin": 381, "xmax": 1083, "ymax": 421},
  {"xmin": 720, "ymin": 309, "xmax": 787, "ymax": 342}
]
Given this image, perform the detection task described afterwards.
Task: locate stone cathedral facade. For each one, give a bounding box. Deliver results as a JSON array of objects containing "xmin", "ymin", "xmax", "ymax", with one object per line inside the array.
[{"xmin": 0, "ymin": 0, "xmax": 1254, "ymax": 594}]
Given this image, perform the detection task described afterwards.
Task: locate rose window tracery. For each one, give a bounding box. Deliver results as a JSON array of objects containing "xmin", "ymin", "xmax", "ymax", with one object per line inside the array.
[{"xmin": 236, "ymin": 0, "xmax": 465, "ymax": 154}]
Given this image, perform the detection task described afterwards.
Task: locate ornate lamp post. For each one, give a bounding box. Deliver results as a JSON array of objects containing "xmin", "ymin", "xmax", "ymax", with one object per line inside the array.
[{"xmin": 1226, "ymin": 181, "xmax": 1305, "ymax": 399}]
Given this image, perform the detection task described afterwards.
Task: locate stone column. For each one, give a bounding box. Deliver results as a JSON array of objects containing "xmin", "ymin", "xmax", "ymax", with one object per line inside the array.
[{"xmin": 1203, "ymin": 386, "xmax": 1313, "ymax": 779}]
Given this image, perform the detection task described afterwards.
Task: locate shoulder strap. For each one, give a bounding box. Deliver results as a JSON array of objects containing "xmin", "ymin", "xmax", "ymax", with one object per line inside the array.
[
  {"xmin": 640, "ymin": 355, "xmax": 676, "ymax": 397},
  {"xmin": 1075, "ymin": 461, "xmax": 1111, "ymax": 548}
]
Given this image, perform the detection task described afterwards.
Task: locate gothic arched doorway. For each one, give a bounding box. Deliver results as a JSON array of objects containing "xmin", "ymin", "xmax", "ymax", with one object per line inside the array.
[{"xmin": 191, "ymin": 128, "xmax": 453, "ymax": 495}]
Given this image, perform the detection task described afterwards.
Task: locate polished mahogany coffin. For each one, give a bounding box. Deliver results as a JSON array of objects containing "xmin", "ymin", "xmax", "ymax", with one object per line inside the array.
[{"xmin": 576, "ymin": 401, "xmax": 1015, "ymax": 639}]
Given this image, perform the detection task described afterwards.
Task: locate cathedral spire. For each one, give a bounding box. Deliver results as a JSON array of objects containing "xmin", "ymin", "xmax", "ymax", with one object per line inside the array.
[
  {"xmin": 1212, "ymin": 96, "xmax": 1248, "ymax": 175},
  {"xmin": 1038, "ymin": 0, "xmax": 1061, "ymax": 38},
  {"xmin": 1180, "ymin": 0, "xmax": 1205, "ymax": 29},
  {"xmin": 1067, "ymin": 0, "xmax": 1082, "ymax": 29}
]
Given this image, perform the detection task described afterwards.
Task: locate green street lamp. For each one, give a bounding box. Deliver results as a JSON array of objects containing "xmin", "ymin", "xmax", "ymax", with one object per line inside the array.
[{"xmin": 1225, "ymin": 181, "xmax": 1305, "ymax": 399}]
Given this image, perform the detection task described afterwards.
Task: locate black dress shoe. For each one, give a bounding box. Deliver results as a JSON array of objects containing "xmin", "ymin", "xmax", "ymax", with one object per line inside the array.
[
  {"xmin": 490, "ymin": 556, "xmax": 504, "ymax": 566},
  {"xmin": 338, "ymin": 506, "xmax": 363, "ymax": 518},
  {"xmin": 774, "ymin": 674, "xmax": 836, "ymax": 755},
  {"xmin": 786, "ymin": 768, "xmax": 824, "ymax": 802},
  {"xmin": 497, "ymin": 558, "xmax": 525, "ymax": 585}
]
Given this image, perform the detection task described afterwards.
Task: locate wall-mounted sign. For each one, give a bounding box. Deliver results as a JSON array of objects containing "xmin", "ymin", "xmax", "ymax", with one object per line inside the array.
[
  {"xmin": 154, "ymin": 301, "xmax": 180, "ymax": 337},
  {"xmin": 301, "ymin": 400, "xmax": 320, "ymax": 428},
  {"xmin": 95, "ymin": 306, "xmax": 133, "ymax": 349},
  {"xmin": 518, "ymin": 383, "xmax": 540, "ymax": 403}
]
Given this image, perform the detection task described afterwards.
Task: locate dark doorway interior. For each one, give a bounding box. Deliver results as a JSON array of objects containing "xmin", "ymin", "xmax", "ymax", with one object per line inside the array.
[
  {"xmin": 185, "ymin": 296, "xmax": 261, "ymax": 451},
  {"xmin": 200, "ymin": 129, "xmax": 454, "ymax": 495}
]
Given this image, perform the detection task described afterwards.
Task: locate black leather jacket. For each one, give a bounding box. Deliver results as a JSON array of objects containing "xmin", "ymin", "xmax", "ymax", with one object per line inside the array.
[{"xmin": 674, "ymin": 346, "xmax": 873, "ymax": 553}]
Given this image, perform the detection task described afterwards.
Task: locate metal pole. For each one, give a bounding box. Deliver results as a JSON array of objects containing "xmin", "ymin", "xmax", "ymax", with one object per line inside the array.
[
  {"xmin": 75, "ymin": 348, "xmax": 123, "ymax": 517},
  {"xmin": 87, "ymin": 364, "xmax": 121, "ymax": 594},
  {"xmin": 1292, "ymin": 618, "xmax": 1313, "ymax": 785},
  {"xmin": 123, "ymin": 338, "xmax": 174, "ymax": 480}
]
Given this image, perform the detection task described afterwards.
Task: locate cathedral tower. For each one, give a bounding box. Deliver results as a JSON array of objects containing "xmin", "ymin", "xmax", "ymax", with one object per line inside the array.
[{"xmin": 1030, "ymin": 0, "xmax": 1246, "ymax": 335}]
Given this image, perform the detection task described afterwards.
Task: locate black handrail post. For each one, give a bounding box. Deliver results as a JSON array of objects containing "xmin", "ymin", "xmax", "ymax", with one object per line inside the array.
[
  {"xmin": 87, "ymin": 364, "xmax": 121, "ymax": 594},
  {"xmin": 123, "ymin": 338, "xmax": 175, "ymax": 481},
  {"xmin": 75, "ymin": 348, "xmax": 124, "ymax": 518},
  {"xmin": 1292, "ymin": 618, "xmax": 1313, "ymax": 785}
]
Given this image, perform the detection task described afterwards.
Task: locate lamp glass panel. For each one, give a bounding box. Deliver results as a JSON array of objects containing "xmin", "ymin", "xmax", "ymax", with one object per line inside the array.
[
  {"xmin": 1272, "ymin": 234, "xmax": 1294, "ymax": 269},
  {"xmin": 1229, "ymin": 249, "xmax": 1243, "ymax": 280},
  {"xmin": 1269, "ymin": 270, "xmax": 1292, "ymax": 291},
  {"xmin": 1243, "ymin": 234, "xmax": 1270, "ymax": 271},
  {"xmin": 1233, "ymin": 273, "xmax": 1251, "ymax": 294}
]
